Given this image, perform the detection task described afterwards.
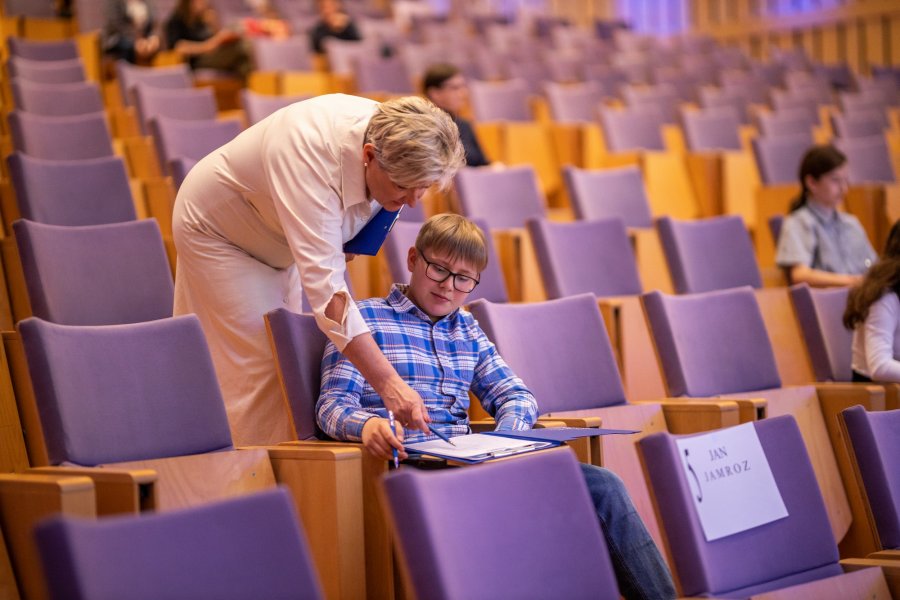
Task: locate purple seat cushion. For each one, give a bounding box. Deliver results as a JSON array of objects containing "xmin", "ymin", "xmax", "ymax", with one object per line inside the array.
[
  {"xmin": 563, "ymin": 165, "xmax": 654, "ymax": 229},
  {"xmin": 18, "ymin": 315, "xmax": 233, "ymax": 466},
  {"xmin": 468, "ymin": 294, "xmax": 627, "ymax": 413},
  {"xmin": 35, "ymin": 488, "xmax": 323, "ymax": 600},
  {"xmin": 789, "ymin": 284, "xmax": 851, "ymax": 382},
  {"xmin": 642, "ymin": 287, "xmax": 782, "ymax": 396},
  {"xmin": 383, "ymin": 449, "xmax": 619, "ymax": 599},
  {"xmin": 639, "ymin": 415, "xmax": 840, "ymax": 596},
  {"xmin": 841, "ymin": 406, "xmax": 900, "ymax": 549},
  {"xmin": 453, "ymin": 166, "xmax": 545, "ymax": 230}
]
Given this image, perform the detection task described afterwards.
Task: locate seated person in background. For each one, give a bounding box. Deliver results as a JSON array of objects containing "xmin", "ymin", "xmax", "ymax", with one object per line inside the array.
[
  {"xmin": 776, "ymin": 144, "xmax": 877, "ymax": 287},
  {"xmin": 844, "ymin": 219, "xmax": 900, "ymax": 383},
  {"xmin": 317, "ymin": 214, "xmax": 676, "ymax": 600},
  {"xmin": 422, "ymin": 63, "xmax": 490, "ymax": 167},
  {"xmin": 309, "ymin": 0, "xmax": 361, "ymax": 54},
  {"xmin": 102, "ymin": 0, "xmax": 161, "ymax": 65},
  {"xmin": 165, "ymin": 0, "xmax": 253, "ymax": 80}
]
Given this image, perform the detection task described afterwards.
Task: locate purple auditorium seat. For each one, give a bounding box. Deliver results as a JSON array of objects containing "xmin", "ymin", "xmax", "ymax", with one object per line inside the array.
[
  {"xmin": 251, "ymin": 35, "xmax": 314, "ymax": 71},
  {"xmin": 469, "ymin": 294, "xmax": 627, "ymax": 414},
  {"xmin": 751, "ymin": 133, "xmax": 814, "ymax": 185},
  {"xmin": 582, "ymin": 63, "xmax": 629, "ymax": 94},
  {"xmin": 751, "ymin": 62, "xmax": 786, "ymax": 88},
  {"xmin": 7, "ymin": 37, "xmax": 79, "ymax": 61},
  {"xmin": 131, "ymin": 83, "xmax": 219, "ymax": 134},
  {"xmin": 265, "ymin": 309, "xmax": 328, "ymax": 440},
  {"xmin": 115, "ymin": 60, "xmax": 192, "ymax": 106},
  {"xmin": 544, "ymin": 81, "xmax": 605, "ymax": 123},
  {"xmin": 681, "ymin": 107, "xmax": 742, "ymax": 152},
  {"xmin": 563, "ymin": 165, "xmax": 654, "ymax": 228},
  {"xmin": 7, "ymin": 111, "xmax": 114, "ymax": 160},
  {"xmin": 13, "ymin": 219, "xmax": 173, "ymax": 325},
  {"xmin": 322, "ymin": 38, "xmax": 377, "ymax": 77},
  {"xmin": 831, "ymin": 110, "xmax": 888, "ymax": 139},
  {"xmin": 453, "ymin": 165, "xmax": 545, "ymax": 230},
  {"xmin": 789, "ymin": 283, "xmax": 851, "ymax": 382},
  {"xmin": 18, "ymin": 315, "xmax": 233, "ymax": 466},
  {"xmin": 35, "ymin": 488, "xmax": 324, "ymax": 600},
  {"xmin": 834, "ymin": 135, "xmax": 897, "ymax": 184},
  {"xmin": 770, "ymin": 89, "xmax": 823, "ymax": 119},
  {"xmin": 382, "ymin": 449, "xmax": 620, "ymax": 600},
  {"xmin": 508, "ymin": 59, "xmax": 550, "ymax": 95},
  {"xmin": 599, "ymin": 106, "xmax": 666, "ymax": 152},
  {"xmin": 467, "ymin": 78, "xmax": 531, "ymax": 122},
  {"xmin": 169, "ymin": 157, "xmax": 198, "ymax": 188},
  {"xmin": 639, "ymin": 415, "xmax": 846, "ymax": 597},
  {"xmin": 527, "ymin": 217, "xmax": 642, "ymax": 298},
  {"xmin": 544, "ymin": 52, "xmax": 584, "ymax": 83},
  {"xmin": 240, "ymin": 89, "xmax": 309, "ymax": 125},
  {"xmin": 149, "ymin": 115, "xmax": 242, "ymax": 176},
  {"xmin": 353, "ymin": 56, "xmax": 414, "ymax": 95},
  {"xmin": 768, "ymin": 214, "xmax": 784, "ymax": 248},
  {"xmin": 7, "ymin": 153, "xmax": 135, "ymax": 226},
  {"xmin": 840, "ymin": 406, "xmax": 900, "ymax": 551},
  {"xmin": 641, "ymin": 286, "xmax": 781, "ymax": 396},
  {"xmin": 382, "ymin": 219, "xmax": 509, "ymax": 303},
  {"xmin": 6, "ymin": 57, "xmax": 86, "ymax": 83},
  {"xmin": 3, "ymin": 0, "xmax": 56, "ymax": 17},
  {"xmin": 698, "ymin": 87, "xmax": 751, "ymax": 124},
  {"xmin": 839, "ymin": 90, "xmax": 892, "ymax": 115},
  {"xmin": 10, "ymin": 79, "xmax": 104, "ymax": 116},
  {"xmin": 656, "ymin": 215, "xmax": 762, "ymax": 294},
  {"xmin": 622, "ymin": 83, "xmax": 680, "ymax": 124},
  {"xmin": 756, "ymin": 109, "xmax": 818, "ymax": 138}
]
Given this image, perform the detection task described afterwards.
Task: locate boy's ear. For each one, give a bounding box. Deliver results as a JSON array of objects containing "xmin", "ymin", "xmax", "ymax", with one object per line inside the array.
[{"xmin": 407, "ymin": 246, "xmax": 417, "ymax": 274}]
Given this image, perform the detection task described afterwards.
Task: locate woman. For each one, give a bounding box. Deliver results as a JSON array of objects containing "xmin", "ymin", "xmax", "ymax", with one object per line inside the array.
[
  {"xmin": 422, "ymin": 63, "xmax": 490, "ymax": 167},
  {"xmin": 173, "ymin": 94, "xmax": 464, "ymax": 445},
  {"xmin": 775, "ymin": 144, "xmax": 877, "ymax": 286},
  {"xmin": 844, "ymin": 220, "xmax": 900, "ymax": 383},
  {"xmin": 102, "ymin": 0, "xmax": 160, "ymax": 64},
  {"xmin": 165, "ymin": 0, "xmax": 252, "ymax": 79}
]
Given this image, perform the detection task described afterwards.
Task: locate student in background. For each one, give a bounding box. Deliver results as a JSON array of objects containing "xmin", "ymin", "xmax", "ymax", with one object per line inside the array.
[
  {"xmin": 775, "ymin": 144, "xmax": 876, "ymax": 287},
  {"xmin": 165, "ymin": 0, "xmax": 253, "ymax": 79},
  {"xmin": 844, "ymin": 219, "xmax": 900, "ymax": 383},
  {"xmin": 102, "ymin": 0, "xmax": 161, "ymax": 64},
  {"xmin": 422, "ymin": 63, "xmax": 490, "ymax": 167},
  {"xmin": 317, "ymin": 214, "xmax": 676, "ymax": 600},
  {"xmin": 309, "ymin": 0, "xmax": 362, "ymax": 54}
]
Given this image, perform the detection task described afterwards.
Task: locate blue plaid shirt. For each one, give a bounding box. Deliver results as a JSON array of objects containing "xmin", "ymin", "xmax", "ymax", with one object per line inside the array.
[{"xmin": 317, "ymin": 285, "xmax": 538, "ymax": 443}]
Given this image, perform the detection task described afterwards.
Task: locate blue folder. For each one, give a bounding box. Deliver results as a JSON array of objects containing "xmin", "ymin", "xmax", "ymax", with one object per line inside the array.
[{"xmin": 343, "ymin": 207, "xmax": 402, "ymax": 256}]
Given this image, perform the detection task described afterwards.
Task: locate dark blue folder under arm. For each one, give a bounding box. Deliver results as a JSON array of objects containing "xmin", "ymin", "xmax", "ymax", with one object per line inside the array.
[{"xmin": 343, "ymin": 207, "xmax": 402, "ymax": 256}]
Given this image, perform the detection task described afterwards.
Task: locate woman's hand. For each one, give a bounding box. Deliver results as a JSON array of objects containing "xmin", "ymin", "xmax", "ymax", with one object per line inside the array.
[
  {"xmin": 378, "ymin": 378, "xmax": 430, "ymax": 433},
  {"xmin": 361, "ymin": 417, "xmax": 407, "ymax": 461}
]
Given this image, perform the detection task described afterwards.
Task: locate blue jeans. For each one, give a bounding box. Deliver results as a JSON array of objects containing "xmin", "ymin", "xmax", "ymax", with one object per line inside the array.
[{"xmin": 580, "ymin": 464, "xmax": 676, "ymax": 600}]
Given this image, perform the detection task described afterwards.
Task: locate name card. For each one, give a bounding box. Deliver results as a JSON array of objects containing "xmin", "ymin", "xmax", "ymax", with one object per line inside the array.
[{"xmin": 675, "ymin": 422, "xmax": 788, "ymax": 541}]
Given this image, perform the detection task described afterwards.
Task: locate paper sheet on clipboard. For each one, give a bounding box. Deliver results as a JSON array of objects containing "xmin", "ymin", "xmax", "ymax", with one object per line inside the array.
[{"xmin": 404, "ymin": 433, "xmax": 556, "ymax": 463}]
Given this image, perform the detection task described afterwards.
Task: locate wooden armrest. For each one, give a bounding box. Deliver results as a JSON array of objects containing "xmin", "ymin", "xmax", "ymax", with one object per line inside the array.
[
  {"xmin": 533, "ymin": 420, "xmax": 569, "ymax": 429},
  {"xmin": 841, "ymin": 558, "xmax": 900, "ymax": 598},
  {"xmin": 470, "ymin": 419, "xmax": 495, "ymax": 433},
  {"xmin": 538, "ymin": 415, "xmax": 602, "ymax": 428},
  {"xmin": 536, "ymin": 416, "xmax": 602, "ymax": 465},
  {"xmin": 28, "ymin": 466, "xmax": 156, "ymax": 514},
  {"xmin": 814, "ymin": 383, "xmax": 887, "ymax": 412},
  {"xmin": 634, "ymin": 398, "xmax": 748, "ymax": 434}
]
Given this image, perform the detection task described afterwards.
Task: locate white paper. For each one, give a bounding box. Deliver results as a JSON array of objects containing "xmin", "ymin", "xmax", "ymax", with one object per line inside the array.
[
  {"xmin": 675, "ymin": 422, "xmax": 788, "ymax": 541},
  {"xmin": 405, "ymin": 433, "xmax": 552, "ymax": 461}
]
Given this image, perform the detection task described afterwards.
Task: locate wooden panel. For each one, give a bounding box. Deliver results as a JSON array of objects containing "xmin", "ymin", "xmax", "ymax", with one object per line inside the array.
[
  {"xmin": 111, "ymin": 448, "xmax": 275, "ymax": 512},
  {"xmin": 2, "ymin": 332, "xmax": 47, "ymax": 468},
  {"xmin": 753, "ymin": 565, "xmax": 889, "ymax": 600},
  {"xmin": 267, "ymin": 445, "xmax": 365, "ymax": 600},
  {"xmin": 1, "ymin": 237, "xmax": 30, "ymax": 324},
  {"xmin": 631, "ymin": 227, "xmax": 674, "ymax": 294},
  {"xmin": 642, "ymin": 151, "xmax": 700, "ymax": 220},
  {"xmin": 0, "ymin": 473, "xmax": 96, "ymax": 600},
  {"xmin": 755, "ymin": 287, "xmax": 816, "ymax": 387},
  {"xmin": 492, "ymin": 229, "xmax": 546, "ymax": 303},
  {"xmin": 0, "ymin": 341, "xmax": 27, "ymax": 474},
  {"xmin": 29, "ymin": 466, "xmax": 157, "ymax": 515}
]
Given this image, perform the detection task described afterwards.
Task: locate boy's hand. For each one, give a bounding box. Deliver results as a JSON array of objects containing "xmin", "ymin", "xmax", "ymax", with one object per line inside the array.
[{"xmin": 362, "ymin": 417, "xmax": 407, "ymax": 461}]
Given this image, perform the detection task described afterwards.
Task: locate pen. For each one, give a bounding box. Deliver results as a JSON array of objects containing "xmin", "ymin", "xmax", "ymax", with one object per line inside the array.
[
  {"xmin": 429, "ymin": 425, "xmax": 456, "ymax": 446},
  {"xmin": 387, "ymin": 410, "xmax": 400, "ymax": 469}
]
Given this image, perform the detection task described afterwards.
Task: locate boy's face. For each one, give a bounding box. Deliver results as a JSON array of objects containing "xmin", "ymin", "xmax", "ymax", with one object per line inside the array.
[{"xmin": 406, "ymin": 245, "xmax": 480, "ymax": 319}]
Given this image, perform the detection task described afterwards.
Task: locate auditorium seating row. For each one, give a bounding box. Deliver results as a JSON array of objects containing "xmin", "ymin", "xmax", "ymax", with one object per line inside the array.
[{"xmin": 0, "ymin": 6, "xmax": 898, "ymax": 599}]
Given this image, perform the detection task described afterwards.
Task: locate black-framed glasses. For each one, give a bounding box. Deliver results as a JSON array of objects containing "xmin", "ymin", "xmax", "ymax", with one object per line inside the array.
[{"xmin": 417, "ymin": 248, "xmax": 480, "ymax": 293}]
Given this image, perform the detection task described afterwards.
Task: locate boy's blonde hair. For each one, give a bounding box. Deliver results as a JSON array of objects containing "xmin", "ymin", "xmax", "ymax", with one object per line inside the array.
[
  {"xmin": 415, "ymin": 214, "xmax": 488, "ymax": 272},
  {"xmin": 365, "ymin": 96, "xmax": 465, "ymax": 191}
]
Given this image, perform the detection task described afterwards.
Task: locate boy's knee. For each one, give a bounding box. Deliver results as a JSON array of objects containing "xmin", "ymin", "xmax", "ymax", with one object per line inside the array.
[{"xmin": 579, "ymin": 463, "xmax": 628, "ymax": 497}]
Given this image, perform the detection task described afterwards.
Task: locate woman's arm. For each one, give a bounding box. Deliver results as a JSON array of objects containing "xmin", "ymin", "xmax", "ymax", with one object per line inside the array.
[
  {"xmin": 863, "ymin": 294, "xmax": 900, "ymax": 383},
  {"xmin": 789, "ymin": 265, "xmax": 862, "ymax": 288}
]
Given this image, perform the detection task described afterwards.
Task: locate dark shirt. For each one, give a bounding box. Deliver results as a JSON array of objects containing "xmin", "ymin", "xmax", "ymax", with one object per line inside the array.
[
  {"xmin": 165, "ymin": 14, "xmax": 212, "ymax": 68},
  {"xmin": 310, "ymin": 18, "xmax": 361, "ymax": 54},
  {"xmin": 453, "ymin": 114, "xmax": 489, "ymax": 167}
]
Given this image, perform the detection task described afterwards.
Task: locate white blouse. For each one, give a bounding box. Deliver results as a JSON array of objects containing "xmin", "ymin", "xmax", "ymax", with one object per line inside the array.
[{"xmin": 851, "ymin": 290, "xmax": 900, "ymax": 382}]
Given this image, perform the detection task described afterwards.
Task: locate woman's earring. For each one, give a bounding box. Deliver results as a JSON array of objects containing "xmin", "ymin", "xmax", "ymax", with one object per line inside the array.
[{"xmin": 364, "ymin": 162, "xmax": 368, "ymax": 167}]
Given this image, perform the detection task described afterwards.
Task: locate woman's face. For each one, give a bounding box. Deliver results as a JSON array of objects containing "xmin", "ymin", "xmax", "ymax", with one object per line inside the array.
[
  {"xmin": 426, "ymin": 74, "xmax": 468, "ymax": 115},
  {"xmin": 806, "ymin": 164, "xmax": 849, "ymax": 209},
  {"xmin": 363, "ymin": 144, "xmax": 428, "ymax": 211}
]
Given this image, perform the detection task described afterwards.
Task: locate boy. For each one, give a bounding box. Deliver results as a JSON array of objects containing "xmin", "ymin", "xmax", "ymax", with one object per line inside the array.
[{"xmin": 317, "ymin": 214, "xmax": 675, "ymax": 600}]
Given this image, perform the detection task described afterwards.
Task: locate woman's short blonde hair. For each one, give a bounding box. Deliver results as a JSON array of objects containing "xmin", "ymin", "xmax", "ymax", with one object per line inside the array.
[
  {"xmin": 365, "ymin": 96, "xmax": 465, "ymax": 191},
  {"xmin": 415, "ymin": 213, "xmax": 488, "ymax": 272}
]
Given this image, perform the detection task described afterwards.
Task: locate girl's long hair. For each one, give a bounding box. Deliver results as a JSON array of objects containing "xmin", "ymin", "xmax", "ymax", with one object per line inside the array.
[
  {"xmin": 790, "ymin": 144, "xmax": 847, "ymax": 212},
  {"xmin": 844, "ymin": 219, "xmax": 900, "ymax": 329}
]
